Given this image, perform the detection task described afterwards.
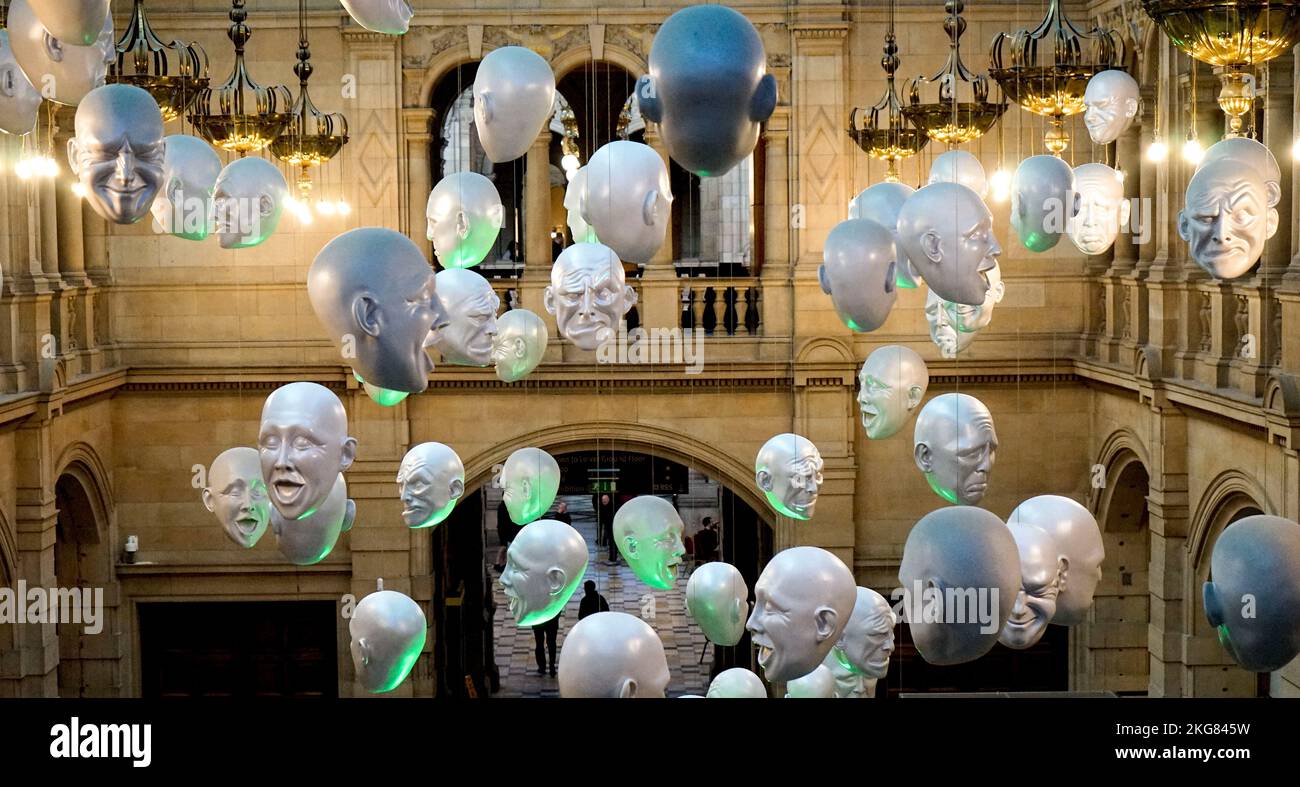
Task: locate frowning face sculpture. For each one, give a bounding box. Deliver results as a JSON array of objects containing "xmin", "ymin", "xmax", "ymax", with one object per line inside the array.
[
  {"xmin": 755, "ymin": 433, "xmax": 823, "ymax": 520},
  {"xmin": 1178, "ymin": 158, "xmax": 1277, "ymax": 280}
]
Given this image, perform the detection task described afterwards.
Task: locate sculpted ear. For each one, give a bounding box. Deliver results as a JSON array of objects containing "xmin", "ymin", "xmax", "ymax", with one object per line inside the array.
[
  {"xmin": 642, "ymin": 190, "xmax": 658, "ymax": 226},
  {"xmin": 913, "ymin": 442, "xmax": 933, "ymax": 473},
  {"xmin": 618, "ymin": 677, "xmax": 638, "ymax": 699},
  {"xmin": 545, "ymin": 567, "xmax": 567, "ymax": 596},
  {"xmin": 1177, "ymin": 211, "xmax": 1192, "ymax": 242},
  {"xmin": 44, "ymin": 31, "xmax": 64, "ymax": 63},
  {"xmin": 201, "ymin": 488, "xmax": 216, "ymax": 513},
  {"xmin": 755, "ymin": 469, "xmax": 773, "ymax": 492},
  {"xmin": 921, "ymin": 230, "xmax": 943, "ymax": 263},
  {"xmin": 1118, "ymin": 198, "xmax": 1131, "ymax": 227},
  {"xmin": 623, "ymin": 284, "xmax": 638, "ymax": 309},
  {"xmin": 1266, "ymin": 207, "xmax": 1279, "ymax": 240},
  {"xmin": 817, "ymin": 264, "xmax": 832, "ymax": 295},
  {"xmin": 339, "ymin": 437, "xmax": 358, "ymax": 472},
  {"xmin": 1123, "ymin": 96, "xmax": 1138, "ymax": 120},
  {"xmin": 543, "ymin": 286, "xmax": 557, "ymax": 315},
  {"xmin": 813, "ymin": 606, "xmax": 838, "ymax": 643},
  {"xmin": 476, "ymin": 91, "xmax": 494, "ymax": 124},
  {"xmin": 67, "ymin": 138, "xmax": 81, "ymax": 175},
  {"xmin": 448, "ymin": 478, "xmax": 465, "ymax": 501},
  {"xmin": 906, "ymin": 384, "xmax": 924, "ymax": 410},
  {"xmin": 1056, "ymin": 555, "xmax": 1069, "ymax": 594},
  {"xmin": 352, "ymin": 294, "xmax": 382, "ymax": 338}
]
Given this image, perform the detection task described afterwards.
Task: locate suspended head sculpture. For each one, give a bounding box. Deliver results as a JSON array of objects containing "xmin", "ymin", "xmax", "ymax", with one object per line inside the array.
[
  {"xmin": 822, "ymin": 648, "xmax": 870, "ymax": 699},
  {"xmin": 339, "ymin": 0, "xmax": 414, "ymax": 36},
  {"xmin": 1083, "ymin": 69, "xmax": 1139, "ymax": 145},
  {"xmin": 8, "ymin": 0, "xmax": 114, "ymax": 106},
  {"xmin": 497, "ymin": 446, "xmax": 560, "ymax": 525},
  {"xmin": 68, "ymin": 84, "xmax": 165, "ymax": 224},
  {"xmin": 472, "ymin": 46, "xmax": 556, "ymax": 163},
  {"xmin": 203, "ymin": 447, "xmax": 270, "ymax": 549},
  {"xmin": 686, "ymin": 561, "xmax": 750, "ymax": 647},
  {"xmin": 706, "ymin": 667, "xmax": 767, "ymax": 698},
  {"xmin": 558, "ymin": 611, "xmax": 671, "ymax": 698},
  {"xmin": 425, "ymin": 172, "xmax": 504, "ymax": 269},
  {"xmin": 564, "ymin": 166, "xmax": 597, "ymax": 244},
  {"xmin": 819, "ymin": 218, "xmax": 898, "ymax": 332},
  {"xmin": 1068, "ymin": 163, "xmax": 1130, "ymax": 256},
  {"xmin": 271, "ymin": 472, "xmax": 354, "ymax": 565},
  {"xmin": 499, "ymin": 518, "xmax": 589, "ymax": 626},
  {"xmin": 1011, "ymin": 155, "xmax": 1077, "ymax": 253},
  {"xmin": 27, "ymin": 0, "xmax": 111, "ymax": 46},
  {"xmin": 858, "ymin": 345, "xmax": 929, "ymax": 440},
  {"xmin": 613, "ymin": 495, "xmax": 687, "ymax": 590},
  {"xmin": 947, "ymin": 259, "xmax": 1005, "ymax": 333},
  {"xmin": 928, "ymin": 150, "xmax": 988, "ymax": 199},
  {"xmin": 582, "ymin": 140, "xmax": 672, "ymax": 264},
  {"xmin": 848, "ymin": 181, "xmax": 920, "ymax": 288},
  {"xmin": 349, "ymin": 579, "xmax": 426, "ymax": 694},
  {"xmin": 1198, "ymin": 137, "xmax": 1282, "ymax": 211},
  {"xmin": 746, "ymin": 545, "xmax": 857, "ymax": 682},
  {"xmin": 924, "ymin": 289, "xmax": 977, "ymax": 359},
  {"xmin": 544, "ymin": 242, "xmax": 636, "ymax": 351},
  {"xmin": 754, "ymin": 433, "xmax": 823, "ymax": 520},
  {"xmin": 1203, "ymin": 515, "xmax": 1300, "ymax": 672},
  {"xmin": 997, "ymin": 521, "xmax": 1063, "ymax": 650},
  {"xmin": 396, "ymin": 442, "xmax": 464, "ymax": 529},
  {"xmin": 213, "ymin": 157, "xmax": 289, "ymax": 249},
  {"xmin": 897, "ymin": 182, "xmax": 1000, "ymax": 306},
  {"xmin": 1008, "ymin": 495, "xmax": 1104, "ymax": 625},
  {"xmin": 832, "ymin": 587, "xmax": 896, "ymax": 679},
  {"xmin": 0, "ymin": 31, "xmax": 43, "ymax": 135},
  {"xmin": 785, "ymin": 664, "xmax": 834, "ymax": 698},
  {"xmin": 432, "ymin": 268, "xmax": 499, "ymax": 367},
  {"xmin": 151, "ymin": 135, "xmax": 223, "ymax": 241},
  {"xmin": 1179, "ymin": 157, "xmax": 1277, "ymax": 280},
  {"xmin": 258, "ymin": 382, "xmax": 357, "ymax": 521},
  {"xmin": 490, "ymin": 308, "xmax": 548, "ymax": 383},
  {"xmin": 913, "ymin": 392, "xmax": 998, "ymax": 506}
]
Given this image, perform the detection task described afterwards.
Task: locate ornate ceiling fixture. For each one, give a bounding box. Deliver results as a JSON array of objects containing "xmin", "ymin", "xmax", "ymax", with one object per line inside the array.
[
  {"xmin": 903, "ymin": 0, "xmax": 1005, "ymax": 147},
  {"xmin": 107, "ymin": 0, "xmax": 210, "ymax": 122},
  {"xmin": 848, "ymin": 1, "xmax": 928, "ymax": 182},
  {"xmin": 190, "ymin": 0, "xmax": 292, "ymax": 155},
  {"xmin": 270, "ymin": 0, "xmax": 348, "ymax": 196},
  {"xmin": 1141, "ymin": 0, "xmax": 1300, "ymax": 137},
  {"xmin": 991, "ymin": 0, "xmax": 1124, "ymax": 155}
]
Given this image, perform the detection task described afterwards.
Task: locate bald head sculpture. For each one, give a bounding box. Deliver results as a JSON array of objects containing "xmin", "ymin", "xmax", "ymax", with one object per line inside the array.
[
  {"xmin": 68, "ymin": 84, "xmax": 165, "ymax": 224},
  {"xmin": 1069, "ymin": 163, "xmax": 1130, "ymax": 256},
  {"xmin": 746, "ymin": 546, "xmax": 857, "ymax": 682},
  {"xmin": 755, "ymin": 433, "xmax": 824, "ymax": 520},
  {"xmin": 1008, "ymin": 495, "xmax": 1104, "ymax": 625},
  {"xmin": 8, "ymin": 0, "xmax": 114, "ymax": 106},
  {"xmin": 613, "ymin": 495, "xmax": 686, "ymax": 590},
  {"xmin": 500, "ymin": 518, "xmax": 589, "ymax": 626},
  {"xmin": 544, "ymin": 242, "xmax": 636, "ymax": 351},
  {"xmin": 151, "ymin": 134, "xmax": 223, "ymax": 241},
  {"xmin": 998, "ymin": 521, "xmax": 1064, "ymax": 650},
  {"xmin": 558, "ymin": 612, "xmax": 671, "ymax": 698},
  {"xmin": 396, "ymin": 442, "xmax": 464, "ymax": 529},
  {"xmin": 433, "ymin": 268, "xmax": 500, "ymax": 367},
  {"xmin": 1203, "ymin": 515, "xmax": 1300, "ymax": 672},
  {"xmin": 203, "ymin": 447, "xmax": 270, "ymax": 549},
  {"xmin": 897, "ymin": 182, "xmax": 1000, "ymax": 305},
  {"xmin": 258, "ymin": 382, "xmax": 357, "ymax": 521},
  {"xmin": 213, "ymin": 157, "xmax": 289, "ymax": 249},
  {"xmin": 0, "ymin": 30, "xmax": 43, "ymax": 135},
  {"xmin": 913, "ymin": 393, "xmax": 998, "ymax": 506},
  {"xmin": 1179, "ymin": 158, "xmax": 1276, "ymax": 280},
  {"xmin": 858, "ymin": 345, "xmax": 929, "ymax": 440}
]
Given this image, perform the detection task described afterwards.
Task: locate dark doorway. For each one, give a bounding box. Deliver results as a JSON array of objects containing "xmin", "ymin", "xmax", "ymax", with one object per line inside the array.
[
  {"xmin": 884, "ymin": 623, "xmax": 1070, "ymax": 696},
  {"xmin": 431, "ymin": 488, "xmax": 489, "ymax": 698},
  {"xmin": 711, "ymin": 486, "xmax": 772, "ymax": 680},
  {"xmin": 139, "ymin": 601, "xmax": 337, "ymax": 697}
]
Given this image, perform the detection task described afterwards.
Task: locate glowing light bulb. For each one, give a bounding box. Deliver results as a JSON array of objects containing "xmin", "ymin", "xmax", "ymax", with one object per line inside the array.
[
  {"xmin": 335, "ymin": 200, "xmax": 351, "ymax": 216},
  {"xmin": 71, "ymin": 182, "xmax": 87, "ymax": 198},
  {"xmin": 15, "ymin": 158, "xmax": 32, "ymax": 180},
  {"xmin": 1182, "ymin": 136, "xmax": 1204, "ymax": 165},
  {"xmin": 1114, "ymin": 167, "xmax": 1126, "ymax": 184},
  {"xmin": 565, "ymin": 168, "xmax": 576, "ymax": 182},
  {"xmin": 316, "ymin": 199, "xmax": 336, "ymax": 216},
  {"xmin": 1292, "ymin": 137, "xmax": 1300, "ymax": 159},
  {"xmin": 561, "ymin": 153, "xmax": 579, "ymax": 172},
  {"xmin": 1146, "ymin": 139, "xmax": 1168, "ymax": 162},
  {"xmin": 989, "ymin": 168, "xmax": 1012, "ymax": 203}
]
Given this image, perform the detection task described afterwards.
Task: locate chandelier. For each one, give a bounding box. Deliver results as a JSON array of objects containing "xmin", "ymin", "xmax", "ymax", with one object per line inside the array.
[
  {"xmin": 190, "ymin": 0, "xmax": 292, "ymax": 155},
  {"xmin": 270, "ymin": 0, "xmax": 348, "ymax": 195},
  {"xmin": 848, "ymin": 2, "xmax": 927, "ymax": 183},
  {"xmin": 107, "ymin": 0, "xmax": 209, "ymax": 122},
  {"xmin": 991, "ymin": 0, "xmax": 1124, "ymax": 155},
  {"xmin": 903, "ymin": 0, "xmax": 1005, "ymax": 146},
  {"xmin": 1141, "ymin": 0, "xmax": 1300, "ymax": 136}
]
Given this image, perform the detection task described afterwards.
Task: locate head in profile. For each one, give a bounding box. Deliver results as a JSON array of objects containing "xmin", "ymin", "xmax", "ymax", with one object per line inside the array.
[
  {"xmin": 499, "ymin": 518, "xmax": 589, "ymax": 626},
  {"xmin": 151, "ymin": 135, "xmax": 223, "ymax": 241},
  {"xmin": 213, "ymin": 157, "xmax": 289, "ymax": 249},
  {"xmin": 497, "ymin": 447, "xmax": 560, "ymax": 525},
  {"xmin": 833, "ymin": 587, "xmax": 896, "ymax": 679},
  {"xmin": 490, "ymin": 308, "xmax": 548, "ymax": 383},
  {"xmin": 997, "ymin": 521, "xmax": 1063, "ymax": 650},
  {"xmin": 746, "ymin": 546, "xmax": 857, "ymax": 682},
  {"xmin": 896, "ymin": 182, "xmax": 1000, "ymax": 306}
]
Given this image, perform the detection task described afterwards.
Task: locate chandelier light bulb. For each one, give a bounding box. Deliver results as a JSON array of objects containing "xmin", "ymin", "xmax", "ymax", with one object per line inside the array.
[
  {"xmin": 1182, "ymin": 136, "xmax": 1204, "ymax": 165},
  {"xmin": 989, "ymin": 168, "xmax": 1012, "ymax": 202},
  {"xmin": 71, "ymin": 182, "xmax": 87, "ymax": 198},
  {"xmin": 15, "ymin": 158, "xmax": 32, "ymax": 180},
  {"xmin": 561, "ymin": 153, "xmax": 580, "ymax": 172},
  {"xmin": 1146, "ymin": 139, "xmax": 1168, "ymax": 162}
]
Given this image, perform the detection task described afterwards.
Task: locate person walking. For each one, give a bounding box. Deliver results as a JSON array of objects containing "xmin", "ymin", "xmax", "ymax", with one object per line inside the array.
[
  {"xmin": 551, "ymin": 499, "xmax": 572, "ymax": 525},
  {"xmin": 599, "ymin": 493, "xmax": 618, "ymax": 563},
  {"xmin": 532, "ymin": 614, "xmax": 560, "ymax": 676},
  {"xmin": 577, "ymin": 580, "xmax": 610, "ymax": 620}
]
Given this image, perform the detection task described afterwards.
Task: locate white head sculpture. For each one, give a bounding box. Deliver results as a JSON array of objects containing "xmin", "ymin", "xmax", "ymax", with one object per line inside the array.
[
  {"xmin": 151, "ymin": 135, "xmax": 223, "ymax": 241},
  {"xmin": 271, "ymin": 473, "xmax": 354, "ymax": 565},
  {"xmin": 785, "ymin": 664, "xmax": 835, "ymax": 698},
  {"xmin": 472, "ymin": 46, "xmax": 556, "ymax": 163},
  {"xmin": 897, "ymin": 182, "xmax": 1001, "ymax": 306},
  {"xmin": 497, "ymin": 446, "xmax": 560, "ymax": 525},
  {"xmin": 997, "ymin": 521, "xmax": 1064, "ymax": 650},
  {"xmin": 396, "ymin": 442, "xmax": 464, "ymax": 529},
  {"xmin": 26, "ymin": 0, "xmax": 111, "ymax": 46},
  {"xmin": 754, "ymin": 433, "xmax": 823, "ymax": 521},
  {"xmin": 68, "ymin": 84, "xmax": 165, "ymax": 224},
  {"xmin": 1012, "ymin": 154, "xmax": 1077, "ymax": 253},
  {"xmin": 686, "ymin": 561, "xmax": 750, "ymax": 647},
  {"xmin": 258, "ymin": 382, "xmax": 357, "ymax": 521},
  {"xmin": 913, "ymin": 392, "xmax": 998, "ymax": 506},
  {"xmin": 432, "ymin": 268, "xmax": 500, "ymax": 367},
  {"xmin": 339, "ymin": 0, "xmax": 413, "ymax": 35},
  {"xmin": 613, "ymin": 495, "xmax": 686, "ymax": 590},
  {"xmin": 746, "ymin": 545, "xmax": 857, "ymax": 682},
  {"xmin": 0, "ymin": 31, "xmax": 42, "ymax": 135},
  {"xmin": 213, "ymin": 157, "xmax": 289, "ymax": 249},
  {"xmin": 928, "ymin": 150, "xmax": 989, "ymax": 198},
  {"xmin": 925, "ymin": 289, "xmax": 978, "ymax": 359},
  {"xmin": 858, "ymin": 345, "xmax": 929, "ymax": 440},
  {"xmin": 544, "ymin": 242, "xmax": 636, "ymax": 351},
  {"xmin": 308, "ymin": 228, "xmax": 443, "ymax": 393},
  {"xmin": 564, "ymin": 166, "xmax": 597, "ymax": 244},
  {"xmin": 706, "ymin": 667, "xmax": 767, "ymax": 698},
  {"xmin": 833, "ymin": 586, "xmax": 896, "ymax": 679},
  {"xmin": 848, "ymin": 181, "xmax": 920, "ymax": 288},
  {"xmin": 822, "ymin": 648, "xmax": 871, "ymax": 698},
  {"xmin": 1178, "ymin": 158, "xmax": 1277, "ymax": 280},
  {"xmin": 349, "ymin": 579, "xmax": 426, "ymax": 694},
  {"xmin": 1007, "ymin": 494, "xmax": 1103, "ymax": 625},
  {"xmin": 582, "ymin": 140, "xmax": 672, "ymax": 264},
  {"xmin": 1203, "ymin": 515, "xmax": 1300, "ymax": 672},
  {"xmin": 1083, "ymin": 69, "xmax": 1140, "ymax": 145},
  {"xmin": 7, "ymin": 0, "xmax": 113, "ymax": 106},
  {"xmin": 898, "ymin": 506, "xmax": 1020, "ymax": 665},
  {"xmin": 425, "ymin": 171, "xmax": 504, "ymax": 269},
  {"xmin": 1068, "ymin": 163, "xmax": 1130, "ymax": 256},
  {"xmin": 202, "ymin": 447, "xmax": 270, "ymax": 549},
  {"xmin": 1198, "ymin": 137, "xmax": 1282, "ymax": 211},
  {"xmin": 946, "ymin": 259, "xmax": 1005, "ymax": 333},
  {"xmin": 819, "ymin": 218, "xmax": 898, "ymax": 332},
  {"xmin": 557, "ymin": 611, "xmax": 671, "ymax": 698},
  {"xmin": 499, "ymin": 518, "xmax": 589, "ymax": 626},
  {"xmin": 491, "ymin": 308, "xmax": 548, "ymax": 383}
]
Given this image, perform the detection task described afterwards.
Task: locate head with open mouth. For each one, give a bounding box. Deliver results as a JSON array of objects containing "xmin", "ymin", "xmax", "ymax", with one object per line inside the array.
[
  {"xmin": 270, "ymin": 473, "xmax": 353, "ymax": 566},
  {"xmin": 897, "ymin": 182, "xmax": 999, "ymax": 306},
  {"xmin": 997, "ymin": 521, "xmax": 1063, "ymax": 650},
  {"xmin": 396, "ymin": 442, "xmax": 464, "ymax": 529},
  {"xmin": 203, "ymin": 446, "xmax": 270, "ymax": 549},
  {"xmin": 1202, "ymin": 515, "xmax": 1300, "ymax": 672},
  {"xmin": 822, "ymin": 648, "xmax": 870, "ymax": 698},
  {"xmin": 499, "ymin": 518, "xmax": 588, "ymax": 627},
  {"xmin": 497, "ymin": 447, "xmax": 560, "ymax": 525},
  {"xmin": 1008, "ymin": 495, "xmax": 1103, "ymax": 625},
  {"xmin": 834, "ymin": 586, "xmax": 897, "ymax": 679},
  {"xmin": 258, "ymin": 382, "xmax": 357, "ymax": 521},
  {"xmin": 858, "ymin": 346, "xmax": 929, "ymax": 440},
  {"xmin": 746, "ymin": 545, "xmax": 856, "ymax": 683},
  {"xmin": 557, "ymin": 611, "xmax": 671, "ymax": 698},
  {"xmin": 913, "ymin": 392, "xmax": 998, "ymax": 506},
  {"xmin": 68, "ymin": 84, "xmax": 165, "ymax": 225},
  {"xmin": 755, "ymin": 433, "xmax": 823, "ymax": 520},
  {"xmin": 613, "ymin": 495, "xmax": 686, "ymax": 590},
  {"xmin": 924, "ymin": 290, "xmax": 976, "ymax": 359}
]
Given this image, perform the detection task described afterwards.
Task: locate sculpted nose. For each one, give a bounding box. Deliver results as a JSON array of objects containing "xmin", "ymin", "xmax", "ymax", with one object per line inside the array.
[
  {"xmin": 1211, "ymin": 214, "xmax": 1231, "ymax": 243},
  {"xmin": 114, "ymin": 144, "xmax": 135, "ymax": 185},
  {"xmin": 1012, "ymin": 590, "xmax": 1028, "ymax": 616}
]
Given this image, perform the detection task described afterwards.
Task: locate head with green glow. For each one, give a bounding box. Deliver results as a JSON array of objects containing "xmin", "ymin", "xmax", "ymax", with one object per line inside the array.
[
  {"xmin": 396, "ymin": 442, "xmax": 464, "ymax": 529},
  {"xmin": 271, "ymin": 473, "xmax": 352, "ymax": 565},
  {"xmin": 685, "ymin": 560, "xmax": 749, "ymax": 646},
  {"xmin": 497, "ymin": 447, "xmax": 560, "ymax": 525},
  {"xmin": 425, "ymin": 171, "xmax": 504, "ymax": 269},
  {"xmin": 613, "ymin": 495, "xmax": 686, "ymax": 590},
  {"xmin": 349, "ymin": 580, "xmax": 427, "ymax": 693},
  {"xmin": 834, "ymin": 586, "xmax": 896, "ymax": 678},
  {"xmin": 821, "ymin": 648, "xmax": 870, "ymax": 698},
  {"xmin": 1203, "ymin": 514, "xmax": 1300, "ymax": 672},
  {"xmin": 785, "ymin": 664, "xmax": 834, "ymax": 698},
  {"xmin": 202, "ymin": 447, "xmax": 270, "ymax": 549},
  {"xmin": 746, "ymin": 546, "xmax": 856, "ymax": 682},
  {"xmin": 258, "ymin": 382, "xmax": 357, "ymax": 521},
  {"xmin": 755, "ymin": 433, "xmax": 823, "ymax": 520},
  {"xmin": 499, "ymin": 518, "xmax": 588, "ymax": 627},
  {"xmin": 912, "ymin": 393, "xmax": 997, "ymax": 506},
  {"xmin": 1011, "ymin": 154, "xmax": 1077, "ymax": 253},
  {"xmin": 858, "ymin": 345, "xmax": 929, "ymax": 440},
  {"xmin": 490, "ymin": 308, "xmax": 548, "ymax": 383}
]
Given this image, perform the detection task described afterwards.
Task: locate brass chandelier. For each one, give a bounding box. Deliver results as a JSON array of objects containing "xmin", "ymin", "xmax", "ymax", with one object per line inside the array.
[
  {"xmin": 990, "ymin": 0, "xmax": 1125, "ymax": 155},
  {"xmin": 903, "ymin": 0, "xmax": 1005, "ymax": 147},
  {"xmin": 107, "ymin": 0, "xmax": 210, "ymax": 122},
  {"xmin": 848, "ymin": 1, "xmax": 927, "ymax": 183},
  {"xmin": 270, "ymin": 0, "xmax": 348, "ymax": 195}
]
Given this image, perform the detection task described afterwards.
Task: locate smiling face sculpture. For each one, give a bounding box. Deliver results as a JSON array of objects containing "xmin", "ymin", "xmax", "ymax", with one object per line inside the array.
[
  {"xmin": 857, "ymin": 345, "xmax": 928, "ymax": 440},
  {"xmin": 754, "ymin": 433, "xmax": 823, "ymax": 520},
  {"xmin": 68, "ymin": 84, "xmax": 165, "ymax": 225},
  {"xmin": 997, "ymin": 521, "xmax": 1064, "ymax": 650},
  {"xmin": 1083, "ymin": 69, "xmax": 1139, "ymax": 145},
  {"xmin": 203, "ymin": 447, "xmax": 270, "ymax": 549},
  {"xmin": 745, "ymin": 546, "xmax": 857, "ymax": 683},
  {"xmin": 257, "ymin": 382, "xmax": 357, "ymax": 522}
]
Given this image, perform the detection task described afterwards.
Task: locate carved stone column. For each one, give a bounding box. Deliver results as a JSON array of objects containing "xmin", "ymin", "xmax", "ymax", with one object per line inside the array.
[
  {"xmin": 402, "ymin": 108, "xmax": 434, "ymax": 248},
  {"xmin": 524, "ymin": 127, "xmax": 551, "ymax": 267},
  {"xmin": 342, "ymin": 30, "xmax": 402, "ymax": 231}
]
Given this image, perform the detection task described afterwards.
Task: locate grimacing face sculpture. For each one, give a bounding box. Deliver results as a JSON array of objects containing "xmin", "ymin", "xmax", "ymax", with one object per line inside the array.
[
  {"xmin": 339, "ymin": 0, "xmax": 413, "ymax": 36},
  {"xmin": 635, "ymin": 4, "xmax": 777, "ymax": 177},
  {"xmin": 497, "ymin": 446, "xmax": 560, "ymax": 525},
  {"xmin": 685, "ymin": 560, "xmax": 750, "ymax": 646},
  {"xmin": 848, "ymin": 181, "xmax": 920, "ymax": 288},
  {"xmin": 564, "ymin": 166, "xmax": 597, "ymax": 244},
  {"xmin": 349, "ymin": 579, "xmax": 426, "ymax": 694},
  {"xmin": 913, "ymin": 392, "xmax": 998, "ymax": 506},
  {"xmin": 822, "ymin": 648, "xmax": 870, "ymax": 699},
  {"xmin": 997, "ymin": 521, "xmax": 1063, "ymax": 650},
  {"xmin": 1178, "ymin": 158, "xmax": 1277, "ymax": 280},
  {"xmin": 396, "ymin": 442, "xmax": 464, "ymax": 529},
  {"xmin": 271, "ymin": 472, "xmax": 354, "ymax": 565},
  {"xmin": 258, "ymin": 382, "xmax": 357, "ymax": 522},
  {"xmin": 308, "ymin": 227, "xmax": 443, "ymax": 393},
  {"xmin": 898, "ymin": 506, "xmax": 1020, "ymax": 665},
  {"xmin": 582, "ymin": 140, "xmax": 672, "ymax": 264},
  {"xmin": 706, "ymin": 667, "xmax": 767, "ymax": 699},
  {"xmin": 925, "ymin": 289, "xmax": 977, "ymax": 359},
  {"xmin": 544, "ymin": 242, "xmax": 637, "ymax": 351},
  {"xmin": 1198, "ymin": 137, "xmax": 1282, "ymax": 211},
  {"xmin": 0, "ymin": 31, "xmax": 42, "ymax": 135},
  {"xmin": 858, "ymin": 345, "xmax": 929, "ymax": 440},
  {"xmin": 8, "ymin": 0, "xmax": 114, "ymax": 106},
  {"xmin": 1203, "ymin": 515, "xmax": 1300, "ymax": 672},
  {"xmin": 1068, "ymin": 163, "xmax": 1130, "ymax": 256},
  {"xmin": 928, "ymin": 149, "xmax": 988, "ymax": 199},
  {"xmin": 557, "ymin": 611, "xmax": 671, "ymax": 698},
  {"xmin": 746, "ymin": 545, "xmax": 857, "ymax": 682},
  {"xmin": 819, "ymin": 218, "xmax": 898, "ymax": 333},
  {"xmin": 755, "ymin": 433, "xmax": 823, "ymax": 520},
  {"xmin": 499, "ymin": 518, "xmax": 589, "ymax": 626},
  {"xmin": 27, "ymin": 0, "xmax": 111, "ymax": 46},
  {"xmin": 490, "ymin": 308, "xmax": 548, "ymax": 383},
  {"xmin": 68, "ymin": 84, "xmax": 165, "ymax": 225},
  {"xmin": 151, "ymin": 135, "xmax": 223, "ymax": 241},
  {"xmin": 202, "ymin": 447, "xmax": 270, "ymax": 549},
  {"xmin": 425, "ymin": 171, "xmax": 504, "ymax": 269},
  {"xmin": 897, "ymin": 182, "xmax": 1000, "ymax": 306},
  {"xmin": 432, "ymin": 268, "xmax": 500, "ymax": 367},
  {"xmin": 1008, "ymin": 494, "xmax": 1104, "ymax": 625},
  {"xmin": 613, "ymin": 495, "xmax": 686, "ymax": 590},
  {"xmin": 1083, "ymin": 69, "xmax": 1140, "ymax": 145},
  {"xmin": 472, "ymin": 46, "xmax": 556, "ymax": 163},
  {"xmin": 1012, "ymin": 154, "xmax": 1077, "ymax": 253},
  {"xmin": 833, "ymin": 587, "xmax": 896, "ymax": 679},
  {"xmin": 785, "ymin": 664, "xmax": 834, "ymax": 698},
  {"xmin": 213, "ymin": 157, "xmax": 289, "ymax": 249}
]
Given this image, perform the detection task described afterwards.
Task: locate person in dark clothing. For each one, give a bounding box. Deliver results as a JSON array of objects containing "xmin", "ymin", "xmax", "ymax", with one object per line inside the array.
[
  {"xmin": 694, "ymin": 516, "xmax": 719, "ymax": 563},
  {"xmin": 598, "ymin": 493, "xmax": 618, "ymax": 562},
  {"xmin": 550, "ymin": 500, "xmax": 572, "ymax": 525},
  {"xmin": 532, "ymin": 614, "xmax": 560, "ymax": 676},
  {"xmin": 577, "ymin": 580, "xmax": 610, "ymax": 620},
  {"xmin": 495, "ymin": 499, "xmax": 520, "ymax": 572}
]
